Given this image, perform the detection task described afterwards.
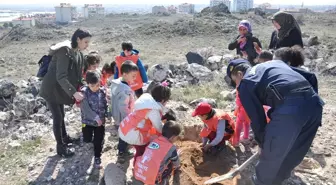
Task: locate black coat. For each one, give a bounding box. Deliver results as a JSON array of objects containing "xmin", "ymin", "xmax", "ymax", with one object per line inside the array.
[
  {"xmin": 269, "ymin": 28, "xmax": 303, "ymax": 50},
  {"xmin": 228, "ymin": 34, "xmax": 262, "ymax": 63}
]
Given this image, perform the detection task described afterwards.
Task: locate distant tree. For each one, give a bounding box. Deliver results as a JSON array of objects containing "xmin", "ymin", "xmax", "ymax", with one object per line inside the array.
[
  {"xmin": 3, "ymin": 23, "xmax": 9, "ymax": 28},
  {"xmin": 8, "ymin": 22, "xmax": 13, "ymax": 27},
  {"xmin": 258, "ymin": 3, "xmax": 272, "ymax": 9}
]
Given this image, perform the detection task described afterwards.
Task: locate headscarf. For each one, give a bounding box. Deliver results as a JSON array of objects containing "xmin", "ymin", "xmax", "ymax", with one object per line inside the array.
[
  {"xmin": 272, "ymin": 11, "xmax": 301, "ymax": 41},
  {"xmin": 238, "ymin": 20, "xmax": 252, "ymax": 49}
]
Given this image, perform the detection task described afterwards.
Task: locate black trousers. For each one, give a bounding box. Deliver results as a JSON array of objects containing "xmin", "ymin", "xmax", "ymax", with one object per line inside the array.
[
  {"xmin": 47, "ymin": 102, "xmax": 67, "ymax": 146},
  {"xmin": 134, "ymin": 88, "xmax": 143, "ymax": 98},
  {"xmin": 82, "ymin": 124, "xmax": 105, "ymax": 158}
]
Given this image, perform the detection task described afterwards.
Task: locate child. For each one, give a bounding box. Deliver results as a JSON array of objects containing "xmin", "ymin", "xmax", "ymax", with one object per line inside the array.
[
  {"xmin": 101, "ymin": 61, "xmax": 116, "ymax": 87},
  {"xmin": 192, "ymin": 102, "xmax": 235, "ymax": 155},
  {"xmin": 133, "ymin": 121, "xmax": 181, "ymax": 185},
  {"xmin": 274, "ymin": 46, "xmax": 318, "ymax": 93},
  {"xmin": 257, "ymin": 50, "xmax": 274, "ymax": 63},
  {"xmin": 111, "ymin": 60, "xmax": 138, "ymax": 156},
  {"xmin": 228, "ymin": 20, "xmax": 262, "ymax": 65},
  {"xmin": 80, "ymin": 71, "xmax": 107, "ymax": 168},
  {"xmin": 114, "ymin": 41, "xmax": 148, "ymax": 98},
  {"xmin": 118, "ymin": 84, "xmax": 171, "ymax": 165}
]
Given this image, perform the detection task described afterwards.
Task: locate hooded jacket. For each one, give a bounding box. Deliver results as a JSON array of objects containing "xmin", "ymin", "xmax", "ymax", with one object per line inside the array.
[
  {"xmin": 118, "ymin": 93, "xmax": 165, "ymax": 146},
  {"xmin": 110, "ymin": 79, "xmax": 135, "ymax": 125},
  {"xmin": 39, "ymin": 40, "xmax": 85, "ymax": 105},
  {"xmin": 114, "ymin": 49, "xmax": 148, "ymax": 84}
]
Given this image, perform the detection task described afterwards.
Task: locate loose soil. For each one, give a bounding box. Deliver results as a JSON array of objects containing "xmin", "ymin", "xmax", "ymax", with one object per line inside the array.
[{"xmin": 175, "ymin": 141, "xmax": 244, "ymax": 185}]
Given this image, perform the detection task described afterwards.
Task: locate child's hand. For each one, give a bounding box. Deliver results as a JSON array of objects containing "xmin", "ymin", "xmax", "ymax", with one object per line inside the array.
[
  {"xmin": 203, "ymin": 144, "xmax": 212, "ymax": 152},
  {"xmin": 237, "ymin": 37, "xmax": 246, "ymax": 43},
  {"xmin": 253, "ymin": 42, "xmax": 262, "ymax": 54},
  {"xmin": 97, "ymin": 119, "xmax": 103, "ymax": 126}
]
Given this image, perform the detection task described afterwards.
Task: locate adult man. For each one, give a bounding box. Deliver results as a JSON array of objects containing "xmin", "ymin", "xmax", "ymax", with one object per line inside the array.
[{"xmin": 226, "ymin": 59, "xmax": 324, "ymax": 185}]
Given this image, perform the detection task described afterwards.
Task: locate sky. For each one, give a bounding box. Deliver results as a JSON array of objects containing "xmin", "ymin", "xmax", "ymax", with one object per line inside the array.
[{"xmin": 0, "ymin": 0, "xmax": 335, "ymax": 6}]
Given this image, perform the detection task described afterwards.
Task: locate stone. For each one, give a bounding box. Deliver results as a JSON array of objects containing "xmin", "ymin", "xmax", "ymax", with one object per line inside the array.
[
  {"xmin": 33, "ymin": 114, "xmax": 49, "ymax": 123},
  {"xmin": 185, "ymin": 63, "xmax": 214, "ymax": 83},
  {"xmin": 220, "ymin": 90, "xmax": 235, "ymax": 101},
  {"xmin": 18, "ymin": 126, "xmax": 26, "ymax": 133},
  {"xmin": 104, "ymin": 163, "xmax": 126, "ymax": 185},
  {"xmin": 308, "ymin": 36, "xmax": 319, "ymax": 46},
  {"xmin": 304, "ymin": 47, "xmax": 318, "ymax": 60},
  {"xmin": 5, "ymin": 171, "xmax": 9, "ymax": 175},
  {"xmin": 28, "ymin": 164, "xmax": 34, "ymax": 171},
  {"xmin": 189, "ymin": 98, "xmax": 217, "ymax": 108},
  {"xmin": 186, "ymin": 51, "xmax": 205, "ymax": 65},
  {"xmin": 103, "ymin": 144, "xmax": 113, "ymax": 152},
  {"xmin": 46, "ymin": 176, "xmax": 53, "ymax": 182},
  {"xmin": 13, "ymin": 93, "xmax": 38, "ymax": 117},
  {"xmin": 176, "ymin": 105, "xmax": 189, "ymax": 111},
  {"xmin": 0, "ymin": 79, "xmax": 16, "ymax": 98},
  {"xmin": 222, "ymin": 54, "xmax": 235, "ymax": 64},
  {"xmin": 0, "ymin": 111, "xmax": 10, "ymax": 123},
  {"xmin": 17, "ymin": 80, "xmax": 29, "ymax": 89},
  {"xmin": 59, "ymin": 167, "xmax": 65, "ymax": 173},
  {"xmin": 206, "ymin": 56, "xmax": 223, "ymax": 71},
  {"xmin": 197, "ymin": 47, "xmax": 214, "ymax": 60},
  {"xmin": 8, "ymin": 141, "xmax": 21, "ymax": 149},
  {"xmin": 147, "ymin": 64, "xmax": 171, "ymax": 82}
]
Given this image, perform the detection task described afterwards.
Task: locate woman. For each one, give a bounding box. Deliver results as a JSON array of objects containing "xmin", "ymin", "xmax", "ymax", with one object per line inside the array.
[
  {"xmin": 269, "ymin": 11, "xmax": 303, "ymax": 50},
  {"xmin": 228, "ymin": 20, "xmax": 262, "ymax": 65},
  {"xmin": 40, "ymin": 29, "xmax": 92, "ymax": 157}
]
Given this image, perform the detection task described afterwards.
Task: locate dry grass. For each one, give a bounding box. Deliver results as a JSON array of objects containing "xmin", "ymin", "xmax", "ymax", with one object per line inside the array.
[{"xmin": 171, "ymin": 74, "xmax": 233, "ymax": 108}]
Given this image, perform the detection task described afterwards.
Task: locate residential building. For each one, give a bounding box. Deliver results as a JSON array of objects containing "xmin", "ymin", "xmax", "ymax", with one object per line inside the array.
[
  {"xmin": 12, "ymin": 18, "xmax": 35, "ymax": 27},
  {"xmin": 178, "ymin": 3, "xmax": 195, "ymax": 14},
  {"xmin": 37, "ymin": 16, "xmax": 56, "ymax": 25},
  {"xmin": 83, "ymin": 4, "xmax": 105, "ymax": 18},
  {"xmin": 231, "ymin": 0, "xmax": 253, "ymax": 12},
  {"xmin": 55, "ymin": 3, "xmax": 77, "ymax": 23},
  {"xmin": 152, "ymin": 6, "xmax": 168, "ymax": 14},
  {"xmin": 167, "ymin": 5, "xmax": 178, "ymax": 14}
]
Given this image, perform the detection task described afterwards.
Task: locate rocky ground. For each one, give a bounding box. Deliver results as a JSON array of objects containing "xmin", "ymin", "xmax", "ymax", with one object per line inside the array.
[{"xmin": 0, "ymin": 9, "xmax": 336, "ymax": 185}]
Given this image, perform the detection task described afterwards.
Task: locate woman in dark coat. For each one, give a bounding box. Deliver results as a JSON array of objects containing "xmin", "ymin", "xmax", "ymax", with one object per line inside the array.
[
  {"xmin": 39, "ymin": 29, "xmax": 92, "ymax": 157},
  {"xmin": 269, "ymin": 11, "xmax": 303, "ymax": 50},
  {"xmin": 228, "ymin": 20, "xmax": 262, "ymax": 65}
]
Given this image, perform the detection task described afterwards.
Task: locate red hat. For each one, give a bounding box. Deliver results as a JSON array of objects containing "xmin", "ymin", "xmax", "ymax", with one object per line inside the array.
[{"xmin": 192, "ymin": 102, "xmax": 212, "ymax": 117}]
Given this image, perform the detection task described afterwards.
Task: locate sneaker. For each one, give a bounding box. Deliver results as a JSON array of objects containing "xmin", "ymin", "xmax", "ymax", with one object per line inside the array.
[
  {"xmin": 94, "ymin": 157, "xmax": 102, "ymax": 169},
  {"xmin": 117, "ymin": 150, "xmax": 134, "ymax": 157},
  {"xmin": 57, "ymin": 144, "xmax": 75, "ymax": 158}
]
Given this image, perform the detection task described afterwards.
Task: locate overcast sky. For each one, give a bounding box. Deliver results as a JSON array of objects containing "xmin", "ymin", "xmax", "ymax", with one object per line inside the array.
[{"xmin": 0, "ymin": 0, "xmax": 335, "ymax": 6}]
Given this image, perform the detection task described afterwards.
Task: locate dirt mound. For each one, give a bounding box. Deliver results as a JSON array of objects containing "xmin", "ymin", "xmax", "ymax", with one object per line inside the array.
[
  {"xmin": 201, "ymin": 3, "xmax": 231, "ymax": 16},
  {"xmin": 176, "ymin": 141, "xmax": 240, "ymax": 185},
  {"xmin": 136, "ymin": 17, "xmax": 236, "ymax": 37}
]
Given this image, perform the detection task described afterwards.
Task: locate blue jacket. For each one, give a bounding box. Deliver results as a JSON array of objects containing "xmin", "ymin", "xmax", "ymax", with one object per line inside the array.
[
  {"xmin": 114, "ymin": 49, "xmax": 148, "ymax": 83},
  {"xmin": 80, "ymin": 86, "xmax": 107, "ymax": 126}
]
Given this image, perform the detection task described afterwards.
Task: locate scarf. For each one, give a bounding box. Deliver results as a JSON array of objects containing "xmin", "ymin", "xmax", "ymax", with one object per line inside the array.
[
  {"xmin": 238, "ymin": 20, "xmax": 252, "ymax": 49},
  {"xmin": 272, "ymin": 11, "xmax": 302, "ymax": 41}
]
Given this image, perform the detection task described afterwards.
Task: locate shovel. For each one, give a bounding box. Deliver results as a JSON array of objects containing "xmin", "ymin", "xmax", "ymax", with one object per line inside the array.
[{"xmin": 204, "ymin": 152, "xmax": 259, "ymax": 184}]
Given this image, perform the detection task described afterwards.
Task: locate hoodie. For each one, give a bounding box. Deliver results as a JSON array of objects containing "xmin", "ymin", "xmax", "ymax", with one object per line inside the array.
[
  {"xmin": 110, "ymin": 79, "xmax": 135, "ymax": 125},
  {"xmin": 118, "ymin": 93, "xmax": 165, "ymax": 146},
  {"xmin": 39, "ymin": 40, "xmax": 85, "ymax": 105},
  {"xmin": 114, "ymin": 49, "xmax": 148, "ymax": 84}
]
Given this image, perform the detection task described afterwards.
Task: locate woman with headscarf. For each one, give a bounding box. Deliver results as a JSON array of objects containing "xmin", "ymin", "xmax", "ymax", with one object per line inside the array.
[
  {"xmin": 269, "ymin": 11, "xmax": 303, "ymax": 50},
  {"xmin": 228, "ymin": 20, "xmax": 262, "ymax": 65}
]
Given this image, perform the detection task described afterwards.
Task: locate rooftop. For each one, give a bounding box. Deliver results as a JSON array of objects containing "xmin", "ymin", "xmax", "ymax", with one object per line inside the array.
[{"xmin": 13, "ymin": 18, "xmax": 34, "ymax": 21}]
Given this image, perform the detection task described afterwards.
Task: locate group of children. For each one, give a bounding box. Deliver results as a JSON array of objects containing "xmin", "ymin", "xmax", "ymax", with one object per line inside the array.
[{"xmin": 75, "ymin": 20, "xmax": 313, "ymax": 184}]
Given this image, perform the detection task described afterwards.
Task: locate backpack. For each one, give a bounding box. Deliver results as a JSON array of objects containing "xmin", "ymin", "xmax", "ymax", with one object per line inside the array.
[{"xmin": 37, "ymin": 55, "xmax": 52, "ymax": 78}]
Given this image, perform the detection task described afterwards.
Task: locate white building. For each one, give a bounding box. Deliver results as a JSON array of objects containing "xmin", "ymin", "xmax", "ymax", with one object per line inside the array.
[
  {"xmin": 55, "ymin": 3, "xmax": 77, "ymax": 23},
  {"xmin": 83, "ymin": 4, "xmax": 105, "ymax": 18},
  {"xmin": 231, "ymin": 0, "xmax": 253, "ymax": 12},
  {"xmin": 12, "ymin": 18, "xmax": 35, "ymax": 27},
  {"xmin": 178, "ymin": 3, "xmax": 195, "ymax": 14}
]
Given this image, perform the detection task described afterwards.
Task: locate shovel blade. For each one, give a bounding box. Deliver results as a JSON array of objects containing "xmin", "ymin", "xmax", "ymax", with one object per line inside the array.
[{"xmin": 204, "ymin": 171, "xmax": 235, "ymax": 184}]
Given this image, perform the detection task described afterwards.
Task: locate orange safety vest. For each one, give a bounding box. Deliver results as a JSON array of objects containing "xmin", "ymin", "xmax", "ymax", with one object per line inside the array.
[
  {"xmin": 119, "ymin": 109, "xmax": 155, "ymax": 144},
  {"xmin": 134, "ymin": 136, "xmax": 173, "ymax": 185},
  {"xmin": 200, "ymin": 112, "xmax": 235, "ymax": 138},
  {"xmin": 115, "ymin": 55, "xmax": 143, "ymax": 91}
]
